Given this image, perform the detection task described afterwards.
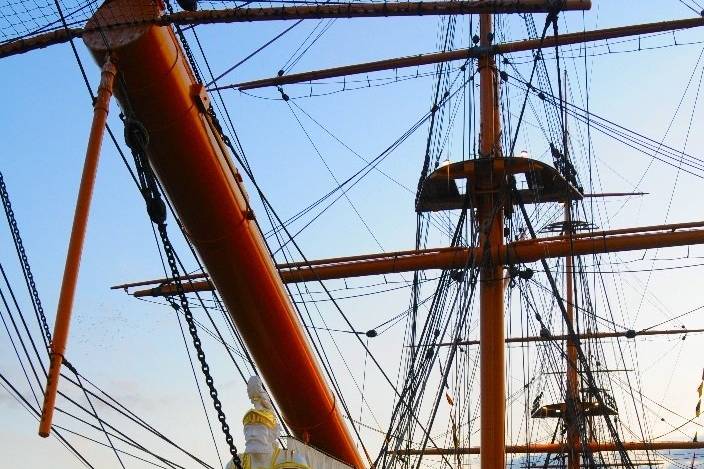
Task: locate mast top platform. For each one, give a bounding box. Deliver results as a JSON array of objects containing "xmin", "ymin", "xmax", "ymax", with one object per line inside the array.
[{"xmin": 416, "ymin": 157, "xmax": 582, "ymax": 213}]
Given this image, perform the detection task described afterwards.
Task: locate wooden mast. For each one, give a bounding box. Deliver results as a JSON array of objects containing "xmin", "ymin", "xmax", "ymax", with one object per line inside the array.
[
  {"xmin": 562, "ymin": 67, "xmax": 580, "ymax": 469},
  {"xmin": 77, "ymin": 1, "xmax": 366, "ymax": 465},
  {"xmin": 565, "ymin": 203, "xmax": 580, "ymax": 469},
  {"xmin": 37, "ymin": 58, "xmax": 117, "ymax": 437},
  {"xmin": 478, "ymin": 12, "xmax": 506, "ymax": 469}
]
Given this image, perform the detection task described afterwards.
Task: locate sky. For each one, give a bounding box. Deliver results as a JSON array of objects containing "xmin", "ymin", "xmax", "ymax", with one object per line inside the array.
[{"xmin": 1, "ymin": 1, "xmax": 704, "ymax": 468}]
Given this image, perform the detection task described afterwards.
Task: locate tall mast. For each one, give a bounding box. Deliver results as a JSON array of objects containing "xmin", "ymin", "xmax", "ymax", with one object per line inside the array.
[
  {"xmin": 563, "ymin": 67, "xmax": 580, "ymax": 469},
  {"xmin": 478, "ymin": 12, "xmax": 506, "ymax": 469},
  {"xmin": 565, "ymin": 201, "xmax": 580, "ymax": 469}
]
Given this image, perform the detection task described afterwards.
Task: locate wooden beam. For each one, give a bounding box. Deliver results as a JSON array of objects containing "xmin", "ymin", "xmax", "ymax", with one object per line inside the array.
[
  {"xmin": 527, "ymin": 220, "xmax": 704, "ymax": 243},
  {"xmin": 126, "ymin": 222, "xmax": 704, "ymax": 295},
  {"xmin": 389, "ymin": 440, "xmax": 704, "ymax": 456},
  {"xmin": 509, "ymin": 227, "xmax": 704, "ymax": 264},
  {"xmin": 582, "ymin": 192, "xmax": 647, "ymax": 198},
  {"xmin": 39, "ymin": 58, "xmax": 117, "ymax": 437},
  {"xmin": 82, "ymin": 0, "xmax": 365, "ymax": 463},
  {"xmin": 0, "ymin": 0, "xmax": 591, "ymax": 59},
  {"xmin": 0, "ymin": 28, "xmax": 83, "ymax": 60},
  {"xmin": 234, "ymin": 16, "xmax": 704, "ymax": 90},
  {"xmin": 423, "ymin": 328, "xmax": 704, "ymax": 347},
  {"xmin": 170, "ymin": 0, "xmax": 591, "ymax": 26},
  {"xmin": 111, "ymin": 272, "xmax": 207, "ymax": 290}
]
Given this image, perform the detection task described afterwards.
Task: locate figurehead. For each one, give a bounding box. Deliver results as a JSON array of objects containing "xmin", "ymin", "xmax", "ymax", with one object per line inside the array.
[
  {"xmin": 226, "ymin": 377, "xmax": 309, "ymax": 469},
  {"xmin": 242, "ymin": 407, "xmax": 279, "ymax": 455}
]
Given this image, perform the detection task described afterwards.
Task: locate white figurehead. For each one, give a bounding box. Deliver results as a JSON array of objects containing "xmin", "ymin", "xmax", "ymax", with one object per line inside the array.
[
  {"xmin": 242, "ymin": 376, "xmax": 281, "ymax": 465},
  {"xmin": 225, "ymin": 376, "xmax": 309, "ymax": 469}
]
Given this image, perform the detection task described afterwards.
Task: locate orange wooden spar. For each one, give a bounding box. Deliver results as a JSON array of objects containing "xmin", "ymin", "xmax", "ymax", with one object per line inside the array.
[
  {"xmin": 390, "ymin": 440, "xmax": 704, "ymax": 456},
  {"xmin": 426, "ymin": 328, "xmax": 704, "ymax": 347},
  {"xmin": 235, "ymin": 16, "xmax": 704, "ymax": 90},
  {"xmin": 128, "ymin": 223, "xmax": 704, "ymax": 296},
  {"xmin": 38, "ymin": 57, "xmax": 117, "ymax": 437},
  {"xmin": 0, "ymin": 0, "xmax": 591, "ymax": 60},
  {"xmin": 81, "ymin": 1, "xmax": 363, "ymax": 466}
]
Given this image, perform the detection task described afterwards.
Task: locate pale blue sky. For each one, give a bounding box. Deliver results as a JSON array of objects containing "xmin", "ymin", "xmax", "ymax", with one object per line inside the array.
[{"xmin": 1, "ymin": 1, "xmax": 704, "ymax": 468}]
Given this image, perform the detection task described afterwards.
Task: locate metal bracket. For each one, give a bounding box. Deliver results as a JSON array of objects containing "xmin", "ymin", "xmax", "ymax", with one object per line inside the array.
[{"xmin": 191, "ymin": 83, "xmax": 211, "ymax": 113}]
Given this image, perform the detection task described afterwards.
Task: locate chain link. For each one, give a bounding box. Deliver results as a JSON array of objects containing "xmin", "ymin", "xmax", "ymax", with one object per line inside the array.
[
  {"xmin": 161, "ymin": 0, "xmax": 243, "ymax": 171},
  {"xmin": 149, "ymin": 12, "xmax": 249, "ymax": 465},
  {"xmin": 163, "ymin": 0, "xmax": 204, "ymax": 85},
  {"xmin": 120, "ymin": 7, "xmax": 244, "ymax": 461},
  {"xmin": 123, "ymin": 117, "xmax": 243, "ymax": 467},
  {"xmin": 158, "ymin": 224, "xmax": 242, "ymax": 465},
  {"xmin": 0, "ymin": 170, "xmax": 53, "ymax": 347}
]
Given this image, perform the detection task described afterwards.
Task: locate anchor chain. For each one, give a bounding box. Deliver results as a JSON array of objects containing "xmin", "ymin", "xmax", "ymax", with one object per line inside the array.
[
  {"xmin": 161, "ymin": 0, "xmax": 250, "ymax": 177},
  {"xmin": 0, "ymin": 170, "xmax": 53, "ymax": 348},
  {"xmin": 123, "ymin": 117, "xmax": 244, "ymax": 468},
  {"xmin": 163, "ymin": 0, "xmax": 204, "ymax": 85}
]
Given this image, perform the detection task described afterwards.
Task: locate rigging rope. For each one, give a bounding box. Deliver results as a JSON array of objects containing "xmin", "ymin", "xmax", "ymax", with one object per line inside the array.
[
  {"xmin": 66, "ymin": 361, "xmax": 127, "ymax": 469},
  {"xmin": 0, "ymin": 370, "xmax": 97, "ymax": 469},
  {"xmin": 205, "ymin": 19, "xmax": 303, "ymax": 87},
  {"xmin": 512, "ymin": 180, "xmax": 636, "ymax": 469},
  {"xmin": 0, "ymin": 170, "xmax": 52, "ymax": 350},
  {"xmin": 2, "ymin": 168, "xmax": 213, "ymax": 467}
]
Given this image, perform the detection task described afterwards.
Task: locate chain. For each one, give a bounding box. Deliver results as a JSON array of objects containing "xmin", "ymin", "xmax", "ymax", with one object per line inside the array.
[
  {"xmin": 0, "ymin": 170, "xmax": 53, "ymax": 348},
  {"xmin": 149, "ymin": 13, "xmax": 249, "ymax": 464},
  {"xmin": 123, "ymin": 118, "xmax": 243, "ymax": 467},
  {"xmin": 162, "ymin": 0, "xmax": 245, "ymax": 171},
  {"xmin": 158, "ymin": 225, "xmax": 242, "ymax": 464},
  {"xmin": 161, "ymin": 0, "xmax": 253, "ymax": 180},
  {"xmin": 1, "ymin": 171, "xmax": 82, "ymax": 376},
  {"xmin": 163, "ymin": 0, "xmax": 204, "ymax": 84}
]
